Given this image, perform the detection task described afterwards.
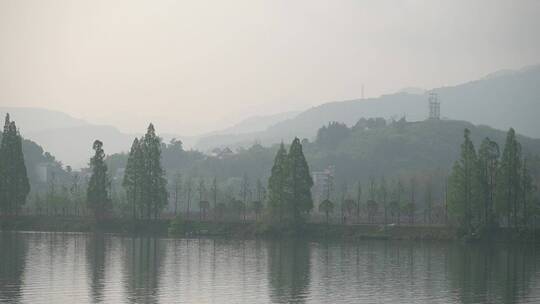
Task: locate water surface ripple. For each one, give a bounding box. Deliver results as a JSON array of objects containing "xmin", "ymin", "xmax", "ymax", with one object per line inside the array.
[{"xmin": 0, "ymin": 232, "xmax": 539, "ymax": 303}]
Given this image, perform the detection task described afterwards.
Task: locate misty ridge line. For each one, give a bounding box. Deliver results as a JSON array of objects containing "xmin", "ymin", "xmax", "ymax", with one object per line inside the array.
[
  {"xmin": 1, "ymin": 63, "xmax": 540, "ymax": 169},
  {"xmin": 3, "ymin": 63, "xmax": 538, "ymax": 135},
  {"xmin": 2, "ymin": 0, "xmax": 539, "ymax": 136}
]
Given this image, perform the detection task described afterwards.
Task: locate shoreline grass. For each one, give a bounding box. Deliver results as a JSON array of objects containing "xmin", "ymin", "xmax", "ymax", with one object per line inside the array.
[{"xmin": 3, "ymin": 215, "xmax": 539, "ymax": 243}]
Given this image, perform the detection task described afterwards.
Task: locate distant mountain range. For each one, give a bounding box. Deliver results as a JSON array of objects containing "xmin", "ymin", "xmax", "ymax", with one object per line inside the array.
[
  {"xmin": 0, "ymin": 107, "xmax": 89, "ymax": 133},
  {"xmin": 2, "ymin": 64, "xmax": 539, "ymax": 167},
  {"xmin": 0, "ymin": 107, "xmax": 298, "ymax": 168},
  {"xmin": 0, "ymin": 107, "xmax": 134, "ymax": 168},
  {"xmin": 194, "ymin": 64, "xmax": 540, "ymax": 150},
  {"xmin": 210, "ymin": 111, "xmax": 300, "ymax": 136}
]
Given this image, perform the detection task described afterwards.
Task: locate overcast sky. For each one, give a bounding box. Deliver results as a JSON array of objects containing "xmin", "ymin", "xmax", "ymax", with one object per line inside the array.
[{"xmin": 1, "ymin": 0, "xmax": 539, "ymax": 135}]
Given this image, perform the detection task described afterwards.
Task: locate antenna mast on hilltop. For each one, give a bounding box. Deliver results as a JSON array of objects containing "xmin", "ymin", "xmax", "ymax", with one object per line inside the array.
[
  {"xmin": 428, "ymin": 92, "xmax": 440, "ymax": 120},
  {"xmin": 361, "ymin": 84, "xmax": 365, "ymax": 100}
]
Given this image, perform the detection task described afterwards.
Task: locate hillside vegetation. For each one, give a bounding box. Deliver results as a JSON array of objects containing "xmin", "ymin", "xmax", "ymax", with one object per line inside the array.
[{"xmin": 106, "ymin": 118, "xmax": 540, "ymax": 200}]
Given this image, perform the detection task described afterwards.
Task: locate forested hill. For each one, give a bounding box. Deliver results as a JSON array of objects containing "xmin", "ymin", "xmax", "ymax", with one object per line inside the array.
[
  {"xmin": 195, "ymin": 64, "xmax": 540, "ymax": 151},
  {"xmin": 304, "ymin": 119, "xmax": 540, "ymax": 185},
  {"xmin": 106, "ymin": 119, "xmax": 540, "ymax": 191}
]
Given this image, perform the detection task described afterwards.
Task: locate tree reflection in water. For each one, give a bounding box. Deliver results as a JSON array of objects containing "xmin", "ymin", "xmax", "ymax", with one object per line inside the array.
[
  {"xmin": 447, "ymin": 242, "xmax": 539, "ymax": 304},
  {"xmin": 86, "ymin": 233, "xmax": 106, "ymax": 303},
  {"xmin": 0, "ymin": 233, "xmax": 539, "ymax": 304},
  {"xmin": 268, "ymin": 239, "xmax": 311, "ymax": 304},
  {"xmin": 0, "ymin": 232, "xmax": 28, "ymax": 304},
  {"xmin": 122, "ymin": 236, "xmax": 166, "ymax": 304}
]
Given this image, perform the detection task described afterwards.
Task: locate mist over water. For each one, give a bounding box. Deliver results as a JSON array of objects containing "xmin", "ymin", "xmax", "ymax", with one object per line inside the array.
[{"xmin": 1, "ymin": 232, "xmax": 539, "ymax": 304}]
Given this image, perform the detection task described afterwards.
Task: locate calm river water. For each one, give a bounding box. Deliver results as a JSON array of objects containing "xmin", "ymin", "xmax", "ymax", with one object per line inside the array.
[{"xmin": 0, "ymin": 231, "xmax": 539, "ymax": 303}]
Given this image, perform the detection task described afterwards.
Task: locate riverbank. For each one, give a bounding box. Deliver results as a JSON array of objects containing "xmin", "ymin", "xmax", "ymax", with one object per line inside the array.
[
  {"xmin": 168, "ymin": 218, "xmax": 540, "ymax": 243},
  {"xmin": 0, "ymin": 216, "xmax": 169, "ymax": 235},
  {"xmin": 167, "ymin": 217, "xmax": 459, "ymax": 240},
  {"xmin": 302, "ymin": 223, "xmax": 457, "ymax": 241},
  {"xmin": 2, "ymin": 216, "xmax": 539, "ymax": 242},
  {"xmin": 1, "ymin": 216, "xmax": 452, "ymax": 240}
]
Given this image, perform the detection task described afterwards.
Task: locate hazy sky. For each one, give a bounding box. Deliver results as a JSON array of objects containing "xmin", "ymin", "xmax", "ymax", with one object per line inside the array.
[{"xmin": 1, "ymin": 0, "xmax": 539, "ymax": 135}]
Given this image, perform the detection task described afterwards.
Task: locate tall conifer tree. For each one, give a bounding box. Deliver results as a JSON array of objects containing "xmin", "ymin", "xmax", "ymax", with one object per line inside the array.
[
  {"xmin": 87, "ymin": 140, "xmax": 110, "ymax": 220},
  {"xmin": 286, "ymin": 137, "xmax": 314, "ymax": 224},
  {"xmin": 0, "ymin": 114, "xmax": 30, "ymax": 215},
  {"xmin": 448, "ymin": 128, "xmax": 479, "ymax": 232},
  {"xmin": 477, "ymin": 137, "xmax": 499, "ymax": 226},
  {"xmin": 496, "ymin": 128, "xmax": 522, "ymax": 228},
  {"xmin": 141, "ymin": 124, "xmax": 168, "ymax": 219},
  {"xmin": 123, "ymin": 138, "xmax": 143, "ymax": 219},
  {"xmin": 268, "ymin": 143, "xmax": 289, "ymax": 223},
  {"xmin": 521, "ymin": 158, "xmax": 533, "ymax": 227}
]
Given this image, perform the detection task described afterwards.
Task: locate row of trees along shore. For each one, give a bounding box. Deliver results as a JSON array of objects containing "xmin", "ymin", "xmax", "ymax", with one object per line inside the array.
[
  {"xmin": 318, "ymin": 176, "xmax": 422, "ymax": 226},
  {"xmin": 448, "ymin": 128, "xmax": 536, "ymax": 233},
  {"xmin": 84, "ymin": 124, "xmax": 315, "ymax": 225},
  {"xmin": 71, "ymin": 125, "xmax": 540, "ymax": 232},
  {"xmin": 1, "ymin": 112, "xmax": 539, "ymax": 234}
]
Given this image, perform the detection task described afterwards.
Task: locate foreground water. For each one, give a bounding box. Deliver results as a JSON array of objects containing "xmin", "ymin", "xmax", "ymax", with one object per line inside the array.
[{"xmin": 0, "ymin": 232, "xmax": 539, "ymax": 304}]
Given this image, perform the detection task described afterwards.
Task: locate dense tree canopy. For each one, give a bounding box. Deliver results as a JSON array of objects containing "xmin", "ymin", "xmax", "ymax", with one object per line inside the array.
[
  {"xmin": 316, "ymin": 122, "xmax": 350, "ymax": 148},
  {"xmin": 123, "ymin": 124, "xmax": 168, "ymax": 220},
  {"xmin": 448, "ymin": 128, "xmax": 536, "ymax": 233},
  {"xmin": 267, "ymin": 138, "xmax": 313, "ymax": 228}
]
